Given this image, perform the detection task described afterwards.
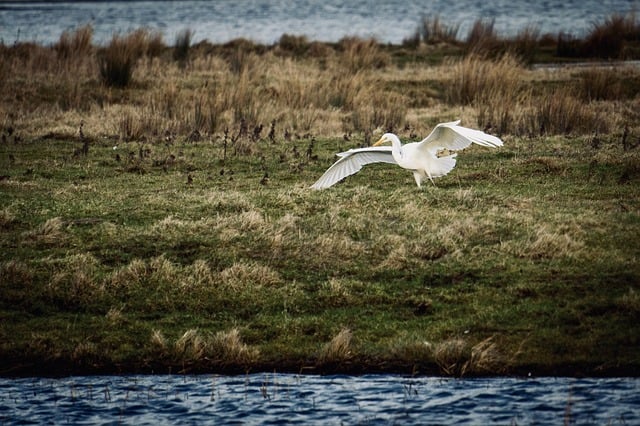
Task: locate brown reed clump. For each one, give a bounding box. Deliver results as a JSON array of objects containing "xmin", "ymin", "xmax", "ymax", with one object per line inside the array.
[
  {"xmin": 583, "ymin": 12, "xmax": 640, "ymax": 59},
  {"xmin": 446, "ymin": 53, "xmax": 524, "ymax": 106},
  {"xmin": 99, "ymin": 34, "xmax": 138, "ymax": 87},
  {"xmin": 532, "ymin": 88, "xmax": 602, "ymax": 135},
  {"xmin": 557, "ymin": 12, "xmax": 640, "ymax": 58},
  {"xmin": 419, "ymin": 15, "xmax": 460, "ymax": 45},
  {"xmin": 97, "ymin": 28, "xmax": 164, "ymax": 87},
  {"xmin": 447, "ymin": 53, "xmax": 527, "ymax": 135},
  {"xmin": 578, "ymin": 66, "xmax": 640, "ymax": 102},
  {"xmin": 465, "ymin": 18, "xmax": 500, "ymax": 56},
  {"xmin": 54, "ymin": 24, "xmax": 94, "ymax": 60},
  {"xmin": 508, "ymin": 25, "xmax": 540, "ymax": 64},
  {"xmin": 125, "ymin": 28, "xmax": 165, "ymax": 58},
  {"xmin": 338, "ymin": 37, "xmax": 390, "ymax": 74},
  {"xmin": 173, "ymin": 28, "xmax": 193, "ymax": 63}
]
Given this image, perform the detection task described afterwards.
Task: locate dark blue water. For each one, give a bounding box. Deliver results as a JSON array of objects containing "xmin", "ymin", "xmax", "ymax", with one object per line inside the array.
[
  {"xmin": 0, "ymin": 0, "xmax": 638, "ymax": 46},
  {"xmin": 0, "ymin": 374, "xmax": 638, "ymax": 425}
]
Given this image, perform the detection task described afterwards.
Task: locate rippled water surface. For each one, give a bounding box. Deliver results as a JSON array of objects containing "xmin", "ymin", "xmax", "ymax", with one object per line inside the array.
[
  {"xmin": 0, "ymin": 0, "xmax": 638, "ymax": 45},
  {"xmin": 1, "ymin": 374, "xmax": 638, "ymax": 425}
]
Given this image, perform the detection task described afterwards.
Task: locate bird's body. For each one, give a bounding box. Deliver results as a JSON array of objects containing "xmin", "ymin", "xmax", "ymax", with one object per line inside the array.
[{"xmin": 310, "ymin": 120, "xmax": 503, "ymax": 190}]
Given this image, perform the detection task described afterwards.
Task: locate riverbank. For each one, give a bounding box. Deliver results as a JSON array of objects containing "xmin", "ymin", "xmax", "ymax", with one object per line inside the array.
[{"xmin": 1, "ymin": 25, "xmax": 639, "ymax": 378}]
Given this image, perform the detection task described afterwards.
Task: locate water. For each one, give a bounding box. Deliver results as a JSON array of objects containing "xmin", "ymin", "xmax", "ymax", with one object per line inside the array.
[
  {"xmin": 0, "ymin": 0, "xmax": 638, "ymax": 46},
  {"xmin": 0, "ymin": 374, "xmax": 638, "ymax": 425}
]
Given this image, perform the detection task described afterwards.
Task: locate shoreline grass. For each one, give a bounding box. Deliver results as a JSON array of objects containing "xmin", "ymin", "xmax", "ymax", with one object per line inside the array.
[{"xmin": 1, "ymin": 17, "xmax": 639, "ymax": 378}]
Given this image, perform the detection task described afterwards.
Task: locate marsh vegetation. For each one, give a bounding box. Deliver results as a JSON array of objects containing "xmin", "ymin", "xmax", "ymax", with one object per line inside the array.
[{"xmin": 1, "ymin": 16, "xmax": 639, "ymax": 376}]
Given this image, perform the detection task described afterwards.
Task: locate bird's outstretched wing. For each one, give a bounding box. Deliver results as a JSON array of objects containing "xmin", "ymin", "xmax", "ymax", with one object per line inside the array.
[
  {"xmin": 419, "ymin": 120, "xmax": 503, "ymax": 154},
  {"xmin": 311, "ymin": 146, "xmax": 397, "ymax": 190}
]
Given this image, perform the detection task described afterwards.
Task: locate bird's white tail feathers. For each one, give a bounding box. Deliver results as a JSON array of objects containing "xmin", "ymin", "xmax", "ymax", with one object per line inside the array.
[{"xmin": 427, "ymin": 154, "xmax": 457, "ymax": 178}]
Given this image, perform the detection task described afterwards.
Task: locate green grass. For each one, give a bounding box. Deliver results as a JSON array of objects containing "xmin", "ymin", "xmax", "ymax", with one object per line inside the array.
[{"xmin": 1, "ymin": 130, "xmax": 639, "ymax": 377}]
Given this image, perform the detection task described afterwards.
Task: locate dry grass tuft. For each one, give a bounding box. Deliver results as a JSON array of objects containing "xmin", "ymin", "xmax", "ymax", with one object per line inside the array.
[
  {"xmin": 109, "ymin": 258, "xmax": 147, "ymax": 290},
  {"xmin": 211, "ymin": 328, "xmax": 260, "ymax": 365},
  {"xmin": 377, "ymin": 242, "xmax": 413, "ymax": 271},
  {"xmin": 183, "ymin": 259, "xmax": 214, "ymax": 289},
  {"xmin": 105, "ymin": 305, "xmax": 125, "ymax": 325},
  {"xmin": 0, "ymin": 208, "xmax": 17, "ymax": 229},
  {"xmin": 23, "ymin": 217, "xmax": 66, "ymax": 245},
  {"xmin": 434, "ymin": 336, "xmax": 504, "ymax": 376},
  {"xmin": 317, "ymin": 327, "xmax": 353, "ymax": 364},
  {"xmin": 174, "ymin": 328, "xmax": 207, "ymax": 360},
  {"xmin": 148, "ymin": 255, "xmax": 178, "ymax": 282},
  {"xmin": 313, "ymin": 233, "xmax": 366, "ymax": 266},
  {"xmin": 151, "ymin": 327, "xmax": 259, "ymax": 365},
  {"xmin": 318, "ymin": 278, "xmax": 359, "ymax": 306},
  {"xmin": 515, "ymin": 225, "xmax": 585, "ymax": 260},
  {"xmin": 0, "ymin": 260, "xmax": 33, "ymax": 287},
  {"xmin": 48, "ymin": 253, "xmax": 103, "ymax": 306},
  {"xmin": 389, "ymin": 335, "xmax": 434, "ymax": 362},
  {"xmin": 464, "ymin": 336, "xmax": 504, "ymax": 375},
  {"xmin": 220, "ymin": 261, "xmax": 282, "ymax": 289},
  {"xmin": 151, "ymin": 329, "xmax": 168, "ymax": 350},
  {"xmin": 71, "ymin": 340, "xmax": 98, "ymax": 362},
  {"xmin": 433, "ymin": 337, "xmax": 469, "ymax": 376}
]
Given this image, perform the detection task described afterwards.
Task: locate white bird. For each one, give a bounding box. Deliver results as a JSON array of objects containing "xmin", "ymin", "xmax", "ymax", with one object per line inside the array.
[{"xmin": 310, "ymin": 120, "xmax": 503, "ymax": 190}]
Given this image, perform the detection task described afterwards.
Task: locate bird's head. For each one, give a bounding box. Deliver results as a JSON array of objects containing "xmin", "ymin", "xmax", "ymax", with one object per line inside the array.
[{"xmin": 373, "ymin": 133, "xmax": 396, "ymax": 146}]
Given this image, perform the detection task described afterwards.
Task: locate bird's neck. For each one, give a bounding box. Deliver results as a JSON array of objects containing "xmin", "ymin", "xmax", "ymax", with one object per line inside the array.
[{"xmin": 390, "ymin": 138, "xmax": 403, "ymax": 160}]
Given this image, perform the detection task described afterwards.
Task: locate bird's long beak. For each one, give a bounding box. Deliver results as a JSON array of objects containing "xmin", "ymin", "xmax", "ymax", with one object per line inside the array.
[{"xmin": 372, "ymin": 137, "xmax": 386, "ymax": 147}]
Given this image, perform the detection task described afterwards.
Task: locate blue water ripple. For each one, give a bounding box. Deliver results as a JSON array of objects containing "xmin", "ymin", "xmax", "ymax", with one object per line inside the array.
[{"xmin": 0, "ymin": 374, "xmax": 639, "ymax": 425}]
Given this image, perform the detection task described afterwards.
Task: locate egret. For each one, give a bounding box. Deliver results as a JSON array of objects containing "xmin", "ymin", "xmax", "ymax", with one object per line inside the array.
[{"xmin": 310, "ymin": 120, "xmax": 503, "ymax": 190}]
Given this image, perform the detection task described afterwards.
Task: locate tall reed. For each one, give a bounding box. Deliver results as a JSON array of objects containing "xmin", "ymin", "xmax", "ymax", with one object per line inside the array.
[
  {"xmin": 419, "ymin": 15, "xmax": 460, "ymax": 45},
  {"xmin": 54, "ymin": 24, "xmax": 93, "ymax": 60},
  {"xmin": 173, "ymin": 29, "xmax": 193, "ymax": 63},
  {"xmin": 99, "ymin": 34, "xmax": 137, "ymax": 87}
]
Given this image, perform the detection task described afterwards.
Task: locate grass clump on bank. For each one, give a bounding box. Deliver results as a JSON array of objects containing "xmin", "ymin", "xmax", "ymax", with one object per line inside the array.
[{"xmin": 0, "ymin": 20, "xmax": 639, "ymax": 377}]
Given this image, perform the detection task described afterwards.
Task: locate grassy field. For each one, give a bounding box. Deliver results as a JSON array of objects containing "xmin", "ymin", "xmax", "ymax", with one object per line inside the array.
[{"xmin": 1, "ymin": 19, "xmax": 639, "ymax": 377}]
